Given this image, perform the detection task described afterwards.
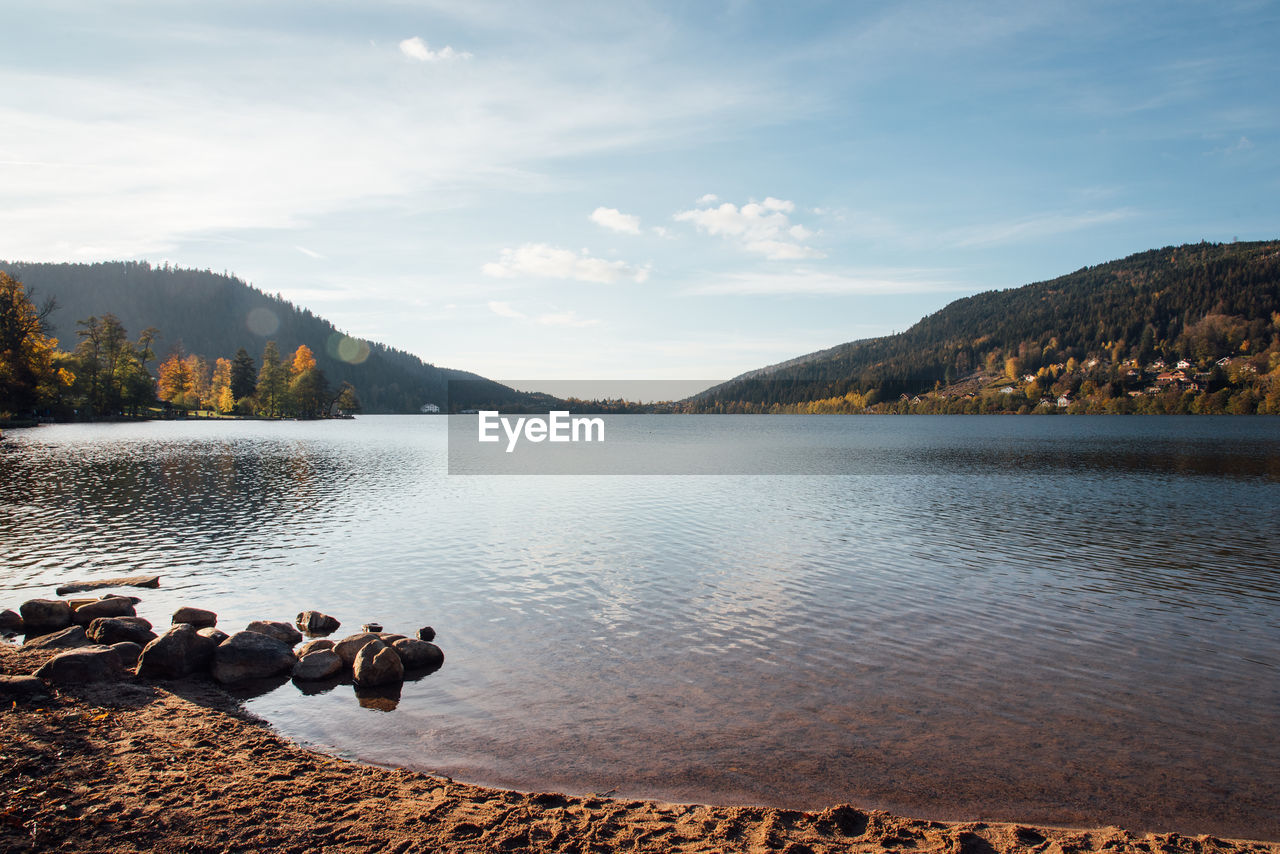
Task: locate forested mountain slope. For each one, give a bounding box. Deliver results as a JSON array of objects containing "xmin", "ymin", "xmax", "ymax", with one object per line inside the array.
[
  {"xmin": 694, "ymin": 240, "xmax": 1280, "ymax": 412},
  {"xmin": 0, "ymin": 260, "xmax": 511, "ymax": 413}
]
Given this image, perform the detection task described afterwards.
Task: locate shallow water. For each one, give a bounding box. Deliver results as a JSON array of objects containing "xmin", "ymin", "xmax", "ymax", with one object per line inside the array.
[{"xmin": 2, "ymin": 415, "xmax": 1278, "ymax": 838}]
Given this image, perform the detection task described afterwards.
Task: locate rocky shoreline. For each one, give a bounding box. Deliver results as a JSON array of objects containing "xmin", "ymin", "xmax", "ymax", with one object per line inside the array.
[{"xmin": 2, "ymin": 584, "xmax": 1277, "ymax": 853}]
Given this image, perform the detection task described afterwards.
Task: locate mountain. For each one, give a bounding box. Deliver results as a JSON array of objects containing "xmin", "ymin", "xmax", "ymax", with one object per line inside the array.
[
  {"xmin": 692, "ymin": 240, "xmax": 1280, "ymax": 413},
  {"xmin": 0, "ymin": 260, "xmax": 521, "ymax": 413}
]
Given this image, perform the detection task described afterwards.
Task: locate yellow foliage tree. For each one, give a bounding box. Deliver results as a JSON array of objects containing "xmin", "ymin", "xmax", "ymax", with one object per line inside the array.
[{"xmin": 290, "ymin": 344, "xmax": 317, "ymax": 376}]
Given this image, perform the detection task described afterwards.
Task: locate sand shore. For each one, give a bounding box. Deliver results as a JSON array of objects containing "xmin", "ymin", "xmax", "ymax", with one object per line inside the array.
[{"xmin": 3, "ymin": 644, "xmax": 1276, "ymax": 854}]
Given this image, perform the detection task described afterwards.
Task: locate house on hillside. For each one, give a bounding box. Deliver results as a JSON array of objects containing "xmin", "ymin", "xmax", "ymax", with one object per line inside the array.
[
  {"xmin": 1176, "ymin": 359, "xmax": 1193, "ymax": 370},
  {"xmin": 1057, "ymin": 394, "xmax": 1071, "ymax": 408},
  {"xmin": 420, "ymin": 403, "xmax": 440, "ymax": 414}
]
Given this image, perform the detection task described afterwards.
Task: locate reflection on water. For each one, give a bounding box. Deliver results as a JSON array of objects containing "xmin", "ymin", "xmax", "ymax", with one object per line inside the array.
[{"xmin": 1, "ymin": 416, "xmax": 1279, "ymax": 839}]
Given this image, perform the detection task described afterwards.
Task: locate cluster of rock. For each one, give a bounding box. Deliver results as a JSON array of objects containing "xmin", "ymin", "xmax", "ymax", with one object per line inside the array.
[{"xmin": 3, "ymin": 594, "xmax": 442, "ymax": 693}]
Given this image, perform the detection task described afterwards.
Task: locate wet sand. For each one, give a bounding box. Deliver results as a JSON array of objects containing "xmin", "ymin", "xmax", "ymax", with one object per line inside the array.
[{"xmin": 3, "ymin": 645, "xmax": 1276, "ymax": 854}]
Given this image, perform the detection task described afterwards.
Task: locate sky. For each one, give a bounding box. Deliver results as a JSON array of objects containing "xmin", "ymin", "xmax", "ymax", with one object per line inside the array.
[{"xmin": 2, "ymin": 1, "xmax": 1277, "ymax": 389}]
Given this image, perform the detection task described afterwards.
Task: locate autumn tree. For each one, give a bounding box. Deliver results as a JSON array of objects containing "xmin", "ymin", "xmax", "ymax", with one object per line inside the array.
[
  {"xmin": 210, "ymin": 357, "xmax": 235, "ymax": 413},
  {"xmin": 184, "ymin": 354, "xmax": 211, "ymax": 410},
  {"xmin": 157, "ymin": 349, "xmax": 195, "ymax": 409},
  {"xmin": 335, "ymin": 381, "xmax": 361, "ymax": 413},
  {"xmin": 0, "ymin": 272, "xmax": 65, "ymax": 415}
]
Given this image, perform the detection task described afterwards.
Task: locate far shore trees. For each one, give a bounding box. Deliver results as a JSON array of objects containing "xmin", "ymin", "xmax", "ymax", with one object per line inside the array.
[{"xmin": 0, "ymin": 272, "xmax": 67, "ymax": 416}]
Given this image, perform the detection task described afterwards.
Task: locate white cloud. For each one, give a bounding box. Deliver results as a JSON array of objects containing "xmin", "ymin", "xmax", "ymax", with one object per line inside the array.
[
  {"xmin": 536, "ymin": 310, "xmax": 599, "ymax": 328},
  {"xmin": 674, "ymin": 197, "xmax": 824, "ymax": 260},
  {"xmin": 294, "ymin": 245, "xmax": 325, "ymax": 259},
  {"xmin": 487, "ymin": 300, "xmax": 525, "ymax": 319},
  {"xmin": 482, "ymin": 243, "xmax": 649, "ymax": 284},
  {"xmin": 697, "ymin": 193, "xmax": 719, "ymax": 204},
  {"xmin": 590, "ymin": 206, "xmax": 641, "ymax": 235},
  {"xmin": 944, "ymin": 209, "xmax": 1136, "ymax": 248},
  {"xmin": 685, "ymin": 268, "xmax": 961, "ymax": 296},
  {"xmin": 399, "ymin": 37, "xmax": 472, "ymax": 62}
]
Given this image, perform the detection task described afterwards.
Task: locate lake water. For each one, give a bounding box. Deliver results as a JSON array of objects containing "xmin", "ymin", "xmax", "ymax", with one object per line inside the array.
[{"xmin": 2, "ymin": 415, "xmax": 1278, "ymax": 839}]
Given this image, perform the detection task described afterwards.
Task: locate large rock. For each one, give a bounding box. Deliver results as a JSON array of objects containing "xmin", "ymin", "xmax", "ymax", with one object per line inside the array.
[
  {"xmin": 19, "ymin": 599, "xmax": 72, "ymax": 634},
  {"xmin": 292, "ymin": 650, "xmax": 344, "ymax": 681},
  {"xmin": 34, "ymin": 646, "xmax": 126, "ymax": 684},
  {"xmin": 87, "ymin": 616, "xmax": 156, "ymax": 646},
  {"xmin": 72, "ymin": 597, "xmax": 137, "ymax": 625},
  {"xmin": 332, "ymin": 632, "xmax": 383, "ymax": 667},
  {"xmin": 197, "ymin": 626, "xmax": 229, "ymax": 644},
  {"xmin": 296, "ymin": 611, "xmax": 341, "ymax": 635},
  {"xmin": 212, "ymin": 631, "xmax": 297, "ymax": 684},
  {"xmin": 110, "ymin": 641, "xmax": 144, "ymax": 669},
  {"xmin": 297, "ymin": 638, "xmax": 334, "ymax": 657},
  {"xmin": 245, "ymin": 620, "xmax": 303, "ymax": 646},
  {"xmin": 24, "ymin": 625, "xmax": 93, "ymax": 650},
  {"xmin": 137, "ymin": 624, "xmax": 218, "ymax": 679},
  {"xmin": 391, "ymin": 638, "xmax": 445, "ymax": 671},
  {"xmin": 0, "ymin": 609, "xmax": 23, "ymax": 633},
  {"xmin": 352, "ymin": 640, "xmax": 404, "ymax": 687},
  {"xmin": 0, "ymin": 675, "xmax": 48, "ymax": 700},
  {"xmin": 172, "ymin": 607, "xmax": 217, "ymax": 629},
  {"xmin": 55, "ymin": 575, "xmax": 160, "ymax": 595}
]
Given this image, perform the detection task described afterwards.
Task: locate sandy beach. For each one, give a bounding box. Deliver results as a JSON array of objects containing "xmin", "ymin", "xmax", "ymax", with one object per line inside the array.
[{"xmin": 3, "ymin": 644, "xmax": 1276, "ymax": 854}]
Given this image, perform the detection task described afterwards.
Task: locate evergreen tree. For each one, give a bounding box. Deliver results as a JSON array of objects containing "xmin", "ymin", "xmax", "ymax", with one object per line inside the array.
[{"xmin": 229, "ymin": 348, "xmax": 256, "ymax": 400}]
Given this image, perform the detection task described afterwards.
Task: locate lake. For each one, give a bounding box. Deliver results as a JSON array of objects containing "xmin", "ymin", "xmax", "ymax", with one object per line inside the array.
[{"xmin": 2, "ymin": 415, "xmax": 1278, "ymax": 839}]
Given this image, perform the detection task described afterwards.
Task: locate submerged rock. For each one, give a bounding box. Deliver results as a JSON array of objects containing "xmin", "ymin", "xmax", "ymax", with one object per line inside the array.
[
  {"xmin": 172, "ymin": 606, "xmax": 218, "ymax": 629},
  {"xmin": 137, "ymin": 624, "xmax": 218, "ymax": 679},
  {"xmin": 245, "ymin": 620, "xmax": 303, "ymax": 646},
  {"xmin": 296, "ymin": 611, "xmax": 341, "ymax": 635},
  {"xmin": 55, "ymin": 575, "xmax": 160, "ymax": 595},
  {"xmin": 297, "ymin": 638, "xmax": 334, "ymax": 657},
  {"xmin": 72, "ymin": 597, "xmax": 137, "ymax": 625},
  {"xmin": 352, "ymin": 640, "xmax": 403, "ymax": 688},
  {"xmin": 212, "ymin": 631, "xmax": 297, "ymax": 683},
  {"xmin": 361, "ymin": 622, "xmax": 383, "ymax": 633},
  {"xmin": 34, "ymin": 646, "xmax": 126, "ymax": 684},
  {"xmin": 19, "ymin": 599, "xmax": 72, "ymax": 634},
  {"xmin": 292, "ymin": 650, "xmax": 344, "ymax": 681},
  {"xmin": 391, "ymin": 638, "xmax": 444, "ymax": 671},
  {"xmin": 333, "ymin": 632, "xmax": 383, "ymax": 667},
  {"xmin": 87, "ymin": 616, "xmax": 156, "ymax": 646},
  {"xmin": 24, "ymin": 625, "xmax": 93, "ymax": 650}
]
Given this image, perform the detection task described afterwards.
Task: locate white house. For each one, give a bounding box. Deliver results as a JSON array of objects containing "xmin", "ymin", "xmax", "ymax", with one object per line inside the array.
[{"xmin": 420, "ymin": 403, "xmax": 440, "ymax": 414}]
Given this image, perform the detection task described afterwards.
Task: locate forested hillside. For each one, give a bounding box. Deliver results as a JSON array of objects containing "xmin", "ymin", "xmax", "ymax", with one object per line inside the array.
[
  {"xmin": 693, "ymin": 240, "xmax": 1280, "ymax": 414},
  {"xmin": 0, "ymin": 261, "xmax": 509, "ymax": 413}
]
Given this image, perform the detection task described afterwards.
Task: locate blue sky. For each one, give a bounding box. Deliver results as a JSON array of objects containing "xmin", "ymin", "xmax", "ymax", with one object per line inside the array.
[{"xmin": 2, "ymin": 1, "xmax": 1276, "ymax": 387}]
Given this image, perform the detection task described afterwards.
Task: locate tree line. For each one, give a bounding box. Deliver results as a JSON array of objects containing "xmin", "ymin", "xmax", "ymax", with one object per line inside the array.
[{"xmin": 0, "ymin": 271, "xmax": 359, "ymax": 421}]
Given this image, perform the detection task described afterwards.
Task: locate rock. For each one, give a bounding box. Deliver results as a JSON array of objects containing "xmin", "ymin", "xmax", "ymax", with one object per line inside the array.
[
  {"xmin": 292, "ymin": 650, "xmax": 344, "ymax": 681},
  {"xmin": 245, "ymin": 620, "xmax": 303, "ymax": 646},
  {"xmin": 137, "ymin": 624, "xmax": 218, "ymax": 679},
  {"xmin": 0, "ymin": 674, "xmax": 48, "ymax": 700},
  {"xmin": 34, "ymin": 646, "xmax": 126, "ymax": 683},
  {"xmin": 0, "ymin": 609, "xmax": 22, "ymax": 633},
  {"xmin": 362, "ymin": 622, "xmax": 383, "ymax": 633},
  {"xmin": 332, "ymin": 632, "xmax": 383, "ymax": 667},
  {"xmin": 416, "ymin": 626, "xmax": 436, "ymax": 642},
  {"xmin": 391, "ymin": 638, "xmax": 445, "ymax": 671},
  {"xmin": 87, "ymin": 616, "xmax": 157, "ymax": 646},
  {"xmin": 352, "ymin": 640, "xmax": 403, "ymax": 687},
  {"xmin": 172, "ymin": 606, "xmax": 218, "ymax": 629},
  {"xmin": 55, "ymin": 575, "xmax": 160, "ymax": 595},
  {"xmin": 296, "ymin": 611, "xmax": 341, "ymax": 635},
  {"xmin": 197, "ymin": 626, "xmax": 229, "ymax": 644},
  {"xmin": 19, "ymin": 599, "xmax": 72, "ymax": 634},
  {"xmin": 72, "ymin": 597, "xmax": 137, "ymax": 625},
  {"xmin": 110, "ymin": 641, "xmax": 143, "ymax": 669},
  {"xmin": 297, "ymin": 638, "xmax": 334, "ymax": 657},
  {"xmin": 376, "ymin": 633, "xmax": 408, "ymax": 644},
  {"xmin": 211, "ymin": 631, "xmax": 297, "ymax": 683},
  {"xmin": 24, "ymin": 625, "xmax": 93, "ymax": 650}
]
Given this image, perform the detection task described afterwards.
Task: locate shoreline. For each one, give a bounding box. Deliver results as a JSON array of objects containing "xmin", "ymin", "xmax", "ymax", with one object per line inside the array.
[{"xmin": 3, "ymin": 645, "xmax": 1276, "ymax": 854}]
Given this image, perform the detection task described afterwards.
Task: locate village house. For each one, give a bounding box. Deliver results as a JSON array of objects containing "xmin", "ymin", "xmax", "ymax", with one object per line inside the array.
[{"xmin": 1057, "ymin": 394, "xmax": 1072, "ymax": 408}]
